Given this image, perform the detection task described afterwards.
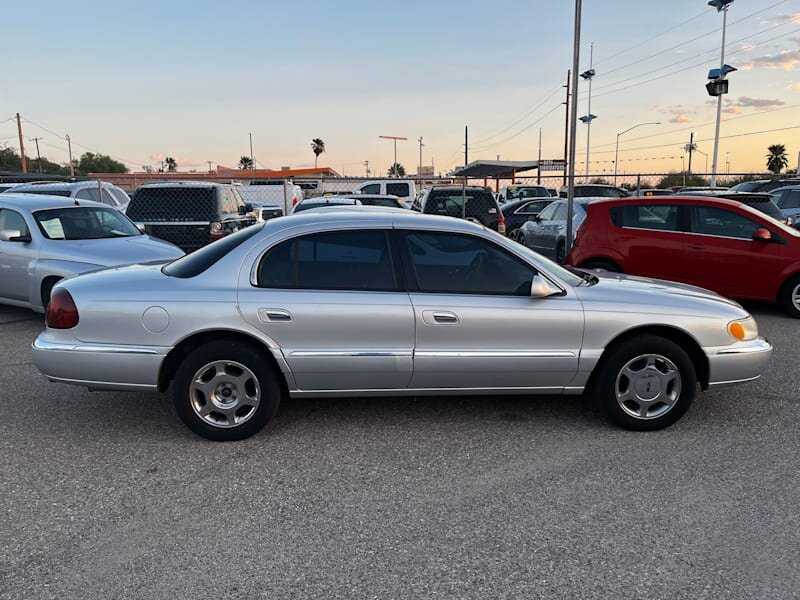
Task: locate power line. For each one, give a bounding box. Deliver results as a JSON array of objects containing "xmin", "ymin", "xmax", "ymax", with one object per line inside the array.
[
  {"xmin": 470, "ymin": 104, "xmax": 564, "ymax": 152},
  {"xmin": 470, "ymin": 84, "xmax": 563, "ymax": 145}
]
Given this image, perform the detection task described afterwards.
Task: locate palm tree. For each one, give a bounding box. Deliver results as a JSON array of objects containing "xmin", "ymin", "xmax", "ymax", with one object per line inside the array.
[
  {"xmin": 766, "ymin": 144, "xmax": 789, "ymax": 175},
  {"xmin": 311, "ymin": 138, "xmax": 325, "ymax": 168},
  {"xmin": 164, "ymin": 156, "xmax": 177, "ymax": 172},
  {"xmin": 387, "ymin": 162, "xmax": 406, "ymax": 177},
  {"xmin": 238, "ymin": 156, "xmax": 254, "ymax": 170}
]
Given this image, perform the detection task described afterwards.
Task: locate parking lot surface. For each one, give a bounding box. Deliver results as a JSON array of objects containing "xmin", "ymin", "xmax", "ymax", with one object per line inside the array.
[{"xmin": 1, "ymin": 303, "xmax": 798, "ymax": 599}]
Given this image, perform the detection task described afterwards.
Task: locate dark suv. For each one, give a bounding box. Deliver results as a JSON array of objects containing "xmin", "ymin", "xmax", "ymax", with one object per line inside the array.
[
  {"xmin": 126, "ymin": 182, "xmax": 256, "ymax": 252},
  {"xmin": 415, "ymin": 186, "xmax": 505, "ymax": 233}
]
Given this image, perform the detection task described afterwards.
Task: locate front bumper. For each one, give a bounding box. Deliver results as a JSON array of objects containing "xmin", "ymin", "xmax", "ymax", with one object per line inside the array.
[
  {"xmin": 32, "ymin": 335, "xmax": 167, "ymax": 392},
  {"xmin": 706, "ymin": 337, "xmax": 772, "ymax": 387}
]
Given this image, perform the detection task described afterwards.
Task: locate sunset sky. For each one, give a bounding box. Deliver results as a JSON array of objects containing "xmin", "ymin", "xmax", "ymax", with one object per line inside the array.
[{"xmin": 2, "ymin": 0, "xmax": 799, "ymax": 178}]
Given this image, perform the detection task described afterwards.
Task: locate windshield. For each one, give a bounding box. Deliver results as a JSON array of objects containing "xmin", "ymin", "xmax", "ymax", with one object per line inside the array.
[
  {"xmin": 109, "ymin": 187, "xmax": 131, "ymax": 207},
  {"xmin": 507, "ymin": 240, "xmax": 585, "ymax": 287},
  {"xmin": 34, "ymin": 206, "xmax": 142, "ymax": 240},
  {"xmin": 163, "ymin": 224, "xmax": 264, "ymax": 277}
]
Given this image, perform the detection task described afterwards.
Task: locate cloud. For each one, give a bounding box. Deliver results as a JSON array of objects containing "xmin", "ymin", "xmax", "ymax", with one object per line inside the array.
[
  {"xmin": 790, "ymin": 82, "xmax": 800, "ymax": 91},
  {"xmin": 740, "ymin": 39, "xmax": 800, "ymax": 70},
  {"xmin": 735, "ymin": 96, "xmax": 785, "ymax": 109},
  {"xmin": 759, "ymin": 12, "xmax": 800, "ymax": 26},
  {"xmin": 670, "ymin": 113, "xmax": 693, "ymax": 124},
  {"xmin": 722, "ymin": 106, "xmax": 743, "ymax": 116}
]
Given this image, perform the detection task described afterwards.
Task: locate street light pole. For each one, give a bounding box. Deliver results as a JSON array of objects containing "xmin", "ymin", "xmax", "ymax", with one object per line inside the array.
[
  {"xmin": 566, "ymin": 0, "xmax": 582, "ymax": 255},
  {"xmin": 614, "ymin": 122, "xmax": 660, "ymax": 185},
  {"xmin": 710, "ymin": 2, "xmax": 730, "ymax": 187},
  {"xmin": 249, "ymin": 132, "xmax": 254, "ymax": 172},
  {"xmin": 584, "ymin": 43, "xmax": 594, "ymax": 183},
  {"xmin": 379, "ymin": 135, "xmax": 407, "ymax": 177}
]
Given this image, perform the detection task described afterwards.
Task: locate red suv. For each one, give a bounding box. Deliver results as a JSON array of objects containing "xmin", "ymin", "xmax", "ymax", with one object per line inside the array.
[{"xmin": 565, "ymin": 196, "xmax": 800, "ymax": 317}]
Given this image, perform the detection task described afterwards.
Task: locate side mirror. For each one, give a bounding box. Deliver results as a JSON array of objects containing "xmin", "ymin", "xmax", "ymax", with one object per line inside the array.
[
  {"xmin": 530, "ymin": 274, "xmax": 563, "ymax": 298},
  {"xmin": 752, "ymin": 228, "xmax": 772, "ymax": 242},
  {"xmin": 239, "ymin": 203, "xmax": 253, "ymax": 215},
  {"xmin": 0, "ymin": 229, "xmax": 31, "ymax": 243}
]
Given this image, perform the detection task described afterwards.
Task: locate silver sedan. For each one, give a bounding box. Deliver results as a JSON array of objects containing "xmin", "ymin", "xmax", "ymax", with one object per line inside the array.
[
  {"xmin": 32, "ymin": 209, "xmax": 772, "ymax": 440},
  {"xmin": 0, "ymin": 194, "xmax": 184, "ymax": 312}
]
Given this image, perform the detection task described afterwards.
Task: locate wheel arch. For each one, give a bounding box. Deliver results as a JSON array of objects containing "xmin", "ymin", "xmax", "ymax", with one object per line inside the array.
[
  {"xmin": 578, "ymin": 256, "xmax": 623, "ymax": 271},
  {"xmin": 586, "ymin": 324, "xmax": 710, "ymax": 392},
  {"xmin": 158, "ymin": 329, "xmax": 289, "ymax": 395}
]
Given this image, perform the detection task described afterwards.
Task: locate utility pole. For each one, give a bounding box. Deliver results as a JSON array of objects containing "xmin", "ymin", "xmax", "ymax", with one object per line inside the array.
[
  {"xmin": 207, "ymin": 161, "xmax": 213, "ymax": 173},
  {"xmin": 418, "ymin": 136, "xmax": 424, "ymax": 180},
  {"xmin": 249, "ymin": 133, "xmax": 255, "ymax": 171},
  {"xmin": 29, "ymin": 137, "xmax": 43, "ymax": 173},
  {"xmin": 364, "ymin": 160, "xmax": 370, "ymax": 177},
  {"xmin": 464, "ymin": 126, "xmax": 469, "ymax": 166},
  {"xmin": 66, "ymin": 134, "xmax": 75, "ymax": 177},
  {"xmin": 379, "ymin": 135, "xmax": 407, "ymax": 177},
  {"xmin": 685, "ymin": 132, "xmax": 696, "ymax": 175},
  {"xmin": 562, "ymin": 70, "xmax": 570, "ymax": 186},
  {"xmin": 537, "ymin": 128, "xmax": 542, "ymax": 184},
  {"xmin": 16, "ymin": 113, "xmax": 27, "ymax": 173}
]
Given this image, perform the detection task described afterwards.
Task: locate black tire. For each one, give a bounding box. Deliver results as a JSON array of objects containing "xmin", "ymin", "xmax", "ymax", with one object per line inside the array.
[
  {"xmin": 508, "ymin": 228, "xmax": 522, "ymax": 242},
  {"xmin": 41, "ymin": 277, "xmax": 61, "ymax": 309},
  {"xmin": 779, "ymin": 274, "xmax": 800, "ymax": 318},
  {"xmin": 581, "ymin": 259, "xmax": 622, "ymax": 273},
  {"xmin": 556, "ymin": 241, "xmax": 566, "ymax": 263},
  {"xmin": 173, "ymin": 340, "xmax": 282, "ymax": 441},
  {"xmin": 592, "ymin": 335, "xmax": 696, "ymax": 431}
]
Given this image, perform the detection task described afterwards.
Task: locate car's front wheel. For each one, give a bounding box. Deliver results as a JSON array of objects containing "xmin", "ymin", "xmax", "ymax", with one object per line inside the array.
[
  {"xmin": 779, "ymin": 274, "xmax": 800, "ymax": 318},
  {"xmin": 593, "ymin": 335, "xmax": 696, "ymax": 430},
  {"xmin": 173, "ymin": 340, "xmax": 282, "ymax": 441}
]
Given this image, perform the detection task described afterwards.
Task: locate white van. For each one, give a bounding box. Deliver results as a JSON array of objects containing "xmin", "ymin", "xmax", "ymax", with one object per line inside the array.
[
  {"xmin": 236, "ymin": 182, "xmax": 304, "ymax": 214},
  {"xmin": 352, "ymin": 180, "xmax": 416, "ymax": 207}
]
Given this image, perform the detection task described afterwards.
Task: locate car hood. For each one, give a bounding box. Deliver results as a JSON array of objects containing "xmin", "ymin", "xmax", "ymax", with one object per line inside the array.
[
  {"xmin": 40, "ymin": 235, "xmax": 184, "ymax": 267},
  {"xmin": 576, "ymin": 270, "xmax": 747, "ymax": 316}
]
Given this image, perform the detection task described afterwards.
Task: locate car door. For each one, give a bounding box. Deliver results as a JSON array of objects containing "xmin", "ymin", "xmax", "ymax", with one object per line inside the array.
[
  {"xmin": 538, "ymin": 202, "xmax": 568, "ymax": 259},
  {"xmin": 682, "ymin": 204, "xmax": 782, "ymax": 299},
  {"xmin": 0, "ymin": 208, "xmax": 36, "ymax": 303},
  {"xmin": 609, "ymin": 203, "xmax": 687, "ymax": 282},
  {"xmin": 238, "ymin": 228, "xmax": 415, "ymax": 391},
  {"xmin": 399, "ymin": 229, "xmax": 583, "ymax": 391},
  {"xmin": 522, "ymin": 201, "xmax": 559, "ymax": 254},
  {"xmin": 775, "ymin": 189, "xmax": 800, "ymax": 223}
]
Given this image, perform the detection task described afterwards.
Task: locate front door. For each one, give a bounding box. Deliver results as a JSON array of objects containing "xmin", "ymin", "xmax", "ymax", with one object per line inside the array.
[
  {"xmin": 399, "ymin": 230, "xmax": 583, "ymax": 391},
  {"xmin": 682, "ymin": 205, "xmax": 782, "ymax": 300},
  {"xmin": 239, "ymin": 228, "xmax": 414, "ymax": 391},
  {"xmin": 0, "ymin": 208, "xmax": 36, "ymax": 303}
]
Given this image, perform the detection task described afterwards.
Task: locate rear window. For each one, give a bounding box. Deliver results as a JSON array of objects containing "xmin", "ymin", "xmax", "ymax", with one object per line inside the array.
[
  {"xmin": 17, "ymin": 189, "xmax": 71, "ymax": 197},
  {"xmin": 126, "ymin": 187, "xmax": 216, "ymax": 221},
  {"xmin": 742, "ymin": 198, "xmax": 783, "ymax": 220},
  {"xmin": 162, "ymin": 224, "xmax": 263, "ymax": 278},
  {"xmin": 294, "ymin": 199, "xmax": 356, "ymax": 213},
  {"xmin": 386, "ymin": 183, "xmax": 410, "ymax": 197},
  {"xmin": 360, "ymin": 197, "xmax": 402, "ymax": 208},
  {"xmin": 424, "ymin": 190, "xmax": 498, "ymax": 218}
]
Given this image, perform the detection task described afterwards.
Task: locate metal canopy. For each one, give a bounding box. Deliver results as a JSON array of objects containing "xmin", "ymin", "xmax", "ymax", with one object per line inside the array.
[{"xmin": 450, "ymin": 160, "xmax": 539, "ymax": 179}]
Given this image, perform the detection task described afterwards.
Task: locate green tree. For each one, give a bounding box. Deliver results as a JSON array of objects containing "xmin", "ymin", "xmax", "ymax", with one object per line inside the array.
[
  {"xmin": 387, "ymin": 162, "xmax": 406, "ymax": 177},
  {"xmin": 76, "ymin": 152, "xmax": 128, "ymax": 175},
  {"xmin": 655, "ymin": 172, "xmax": 708, "ymax": 189},
  {"xmin": 164, "ymin": 156, "xmax": 177, "ymax": 172},
  {"xmin": 311, "ymin": 138, "xmax": 325, "ymax": 168},
  {"xmin": 0, "ymin": 147, "xmax": 23, "ymax": 171},
  {"xmin": 766, "ymin": 144, "xmax": 789, "ymax": 175},
  {"xmin": 238, "ymin": 156, "xmax": 254, "ymax": 170}
]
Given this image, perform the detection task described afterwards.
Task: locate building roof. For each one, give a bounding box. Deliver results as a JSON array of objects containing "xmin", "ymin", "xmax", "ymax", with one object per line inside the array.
[{"xmin": 450, "ymin": 160, "xmax": 539, "ymax": 179}]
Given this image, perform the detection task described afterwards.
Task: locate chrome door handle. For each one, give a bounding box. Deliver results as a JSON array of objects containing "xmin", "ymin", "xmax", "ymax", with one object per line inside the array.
[
  {"xmin": 258, "ymin": 308, "xmax": 292, "ymax": 322},
  {"xmin": 432, "ymin": 312, "xmax": 459, "ymax": 324}
]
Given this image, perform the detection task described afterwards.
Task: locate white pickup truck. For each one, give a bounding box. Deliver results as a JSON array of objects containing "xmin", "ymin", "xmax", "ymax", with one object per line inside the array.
[
  {"xmin": 495, "ymin": 184, "xmax": 552, "ymax": 204},
  {"xmin": 352, "ymin": 180, "xmax": 416, "ymax": 207},
  {"xmin": 235, "ymin": 183, "xmax": 304, "ymax": 215}
]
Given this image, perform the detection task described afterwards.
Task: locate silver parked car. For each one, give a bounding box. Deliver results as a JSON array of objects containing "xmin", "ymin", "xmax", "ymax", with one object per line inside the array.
[
  {"xmin": 0, "ymin": 194, "xmax": 184, "ymax": 312},
  {"xmin": 8, "ymin": 180, "xmax": 131, "ymax": 212},
  {"xmin": 32, "ymin": 209, "xmax": 771, "ymax": 440}
]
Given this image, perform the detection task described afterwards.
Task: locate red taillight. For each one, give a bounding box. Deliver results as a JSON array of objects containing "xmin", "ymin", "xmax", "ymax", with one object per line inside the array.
[
  {"xmin": 498, "ymin": 213, "xmax": 506, "ymax": 235},
  {"xmin": 209, "ymin": 221, "xmax": 224, "ymax": 240},
  {"xmin": 46, "ymin": 288, "xmax": 79, "ymax": 329},
  {"xmin": 292, "ymin": 197, "xmax": 298, "ymax": 206}
]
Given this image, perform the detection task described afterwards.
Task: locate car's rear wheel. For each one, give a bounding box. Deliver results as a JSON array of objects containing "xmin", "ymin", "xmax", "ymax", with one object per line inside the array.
[
  {"xmin": 556, "ymin": 241, "xmax": 566, "ymax": 263},
  {"xmin": 593, "ymin": 335, "xmax": 696, "ymax": 430},
  {"xmin": 508, "ymin": 228, "xmax": 523, "ymax": 243},
  {"xmin": 779, "ymin": 274, "xmax": 800, "ymax": 318},
  {"xmin": 173, "ymin": 341, "xmax": 282, "ymax": 441},
  {"xmin": 581, "ymin": 259, "xmax": 621, "ymax": 273}
]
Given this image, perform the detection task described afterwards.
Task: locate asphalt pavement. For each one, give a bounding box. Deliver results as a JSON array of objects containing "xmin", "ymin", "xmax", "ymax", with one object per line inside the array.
[{"xmin": 0, "ymin": 303, "xmax": 798, "ymax": 599}]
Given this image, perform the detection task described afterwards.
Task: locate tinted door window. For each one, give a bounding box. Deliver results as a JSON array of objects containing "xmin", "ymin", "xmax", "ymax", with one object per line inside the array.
[
  {"xmin": 360, "ymin": 184, "xmax": 381, "ymax": 194},
  {"xmin": 0, "ymin": 209, "xmax": 28, "ymax": 234},
  {"xmin": 617, "ymin": 204, "xmax": 680, "ymax": 231},
  {"xmin": 516, "ymin": 200, "xmax": 550, "ymax": 215},
  {"xmin": 386, "ymin": 183, "xmax": 409, "ymax": 197},
  {"xmin": 552, "ymin": 204, "xmax": 567, "ymax": 221},
  {"xmin": 405, "ymin": 231, "xmax": 534, "ymax": 296},
  {"xmin": 536, "ymin": 203, "xmax": 559, "ymax": 221},
  {"xmin": 783, "ymin": 190, "xmax": 800, "ymax": 209},
  {"xmin": 258, "ymin": 230, "xmax": 396, "ymax": 291},
  {"xmin": 692, "ymin": 206, "xmax": 760, "ymax": 240}
]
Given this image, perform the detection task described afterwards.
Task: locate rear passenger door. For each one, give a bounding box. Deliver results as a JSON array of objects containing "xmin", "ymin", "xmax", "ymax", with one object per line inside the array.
[
  {"xmin": 610, "ymin": 203, "xmax": 687, "ymax": 282},
  {"xmin": 239, "ymin": 228, "xmax": 415, "ymax": 391}
]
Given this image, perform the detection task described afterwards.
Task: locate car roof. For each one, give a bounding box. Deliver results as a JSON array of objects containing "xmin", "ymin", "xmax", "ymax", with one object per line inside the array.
[
  {"xmin": 11, "ymin": 181, "xmax": 118, "ymax": 192},
  {"xmin": 344, "ymin": 194, "xmax": 401, "ymax": 199},
  {"xmin": 272, "ymin": 207, "xmax": 486, "ymax": 232},
  {"xmin": 137, "ymin": 181, "xmax": 227, "ymax": 189},
  {"xmin": 299, "ymin": 197, "xmax": 359, "ymax": 205},
  {"xmin": 584, "ymin": 194, "xmax": 771, "ymax": 209},
  {"xmin": 770, "ymin": 185, "xmax": 800, "ymax": 193},
  {"xmin": 0, "ymin": 193, "xmax": 109, "ymax": 211}
]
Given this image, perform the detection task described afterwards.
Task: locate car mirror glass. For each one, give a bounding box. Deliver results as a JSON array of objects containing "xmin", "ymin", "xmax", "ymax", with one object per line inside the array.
[
  {"xmin": 0, "ymin": 229, "xmax": 29, "ymax": 243},
  {"xmin": 752, "ymin": 228, "xmax": 772, "ymax": 242}
]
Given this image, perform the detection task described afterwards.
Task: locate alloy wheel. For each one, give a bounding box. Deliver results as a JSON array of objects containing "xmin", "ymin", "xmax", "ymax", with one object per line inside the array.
[
  {"xmin": 614, "ymin": 354, "xmax": 682, "ymax": 420},
  {"xmin": 189, "ymin": 360, "xmax": 261, "ymax": 428}
]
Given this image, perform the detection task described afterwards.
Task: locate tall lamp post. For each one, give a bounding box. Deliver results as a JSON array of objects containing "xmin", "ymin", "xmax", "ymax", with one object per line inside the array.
[
  {"xmin": 579, "ymin": 48, "xmax": 596, "ymax": 184},
  {"xmin": 614, "ymin": 122, "xmax": 660, "ymax": 185},
  {"xmin": 566, "ymin": 0, "xmax": 582, "ymax": 254},
  {"xmin": 707, "ymin": 0, "xmax": 735, "ymax": 187},
  {"xmin": 379, "ymin": 135, "xmax": 408, "ymax": 177}
]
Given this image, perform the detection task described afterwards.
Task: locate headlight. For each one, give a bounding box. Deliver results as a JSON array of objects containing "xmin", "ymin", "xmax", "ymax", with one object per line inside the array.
[{"xmin": 728, "ymin": 317, "xmax": 758, "ymax": 341}]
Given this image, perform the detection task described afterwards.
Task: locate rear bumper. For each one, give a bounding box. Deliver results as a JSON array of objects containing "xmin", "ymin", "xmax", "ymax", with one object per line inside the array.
[
  {"xmin": 32, "ymin": 336, "xmax": 167, "ymax": 392},
  {"xmin": 706, "ymin": 337, "xmax": 772, "ymax": 387}
]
